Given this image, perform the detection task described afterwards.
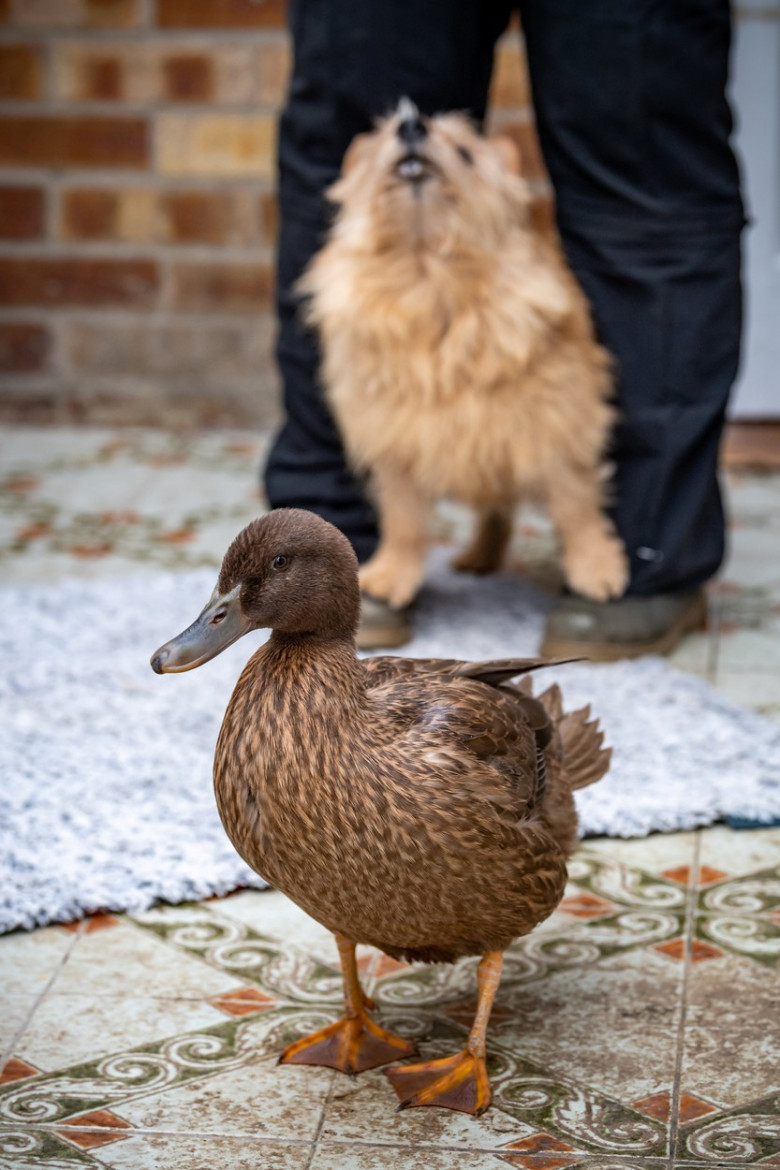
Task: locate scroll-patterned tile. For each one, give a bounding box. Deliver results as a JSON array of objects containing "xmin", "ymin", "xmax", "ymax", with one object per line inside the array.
[
  {"xmin": 678, "ymin": 950, "xmax": 780, "ymax": 1160},
  {"xmin": 211, "ymin": 889, "xmax": 344, "ymax": 970},
  {"xmin": 130, "ymin": 904, "xmax": 345, "ymax": 1007},
  {"xmin": 48, "ymin": 919, "xmax": 247, "ymax": 1000},
  {"xmin": 489, "ymin": 950, "xmax": 681, "ymax": 1108},
  {"xmin": 311, "ymin": 1145, "xmax": 509, "ymax": 1169},
  {"xmin": 117, "ymin": 1056, "xmax": 332, "ymax": 1140},
  {"xmin": 11, "ymin": 993, "xmax": 229, "ymax": 1071},
  {"xmin": 90, "ymin": 1132, "xmax": 312, "ymax": 1169},
  {"xmin": 319, "ymin": 1063, "xmax": 532, "ymax": 1150},
  {"xmin": 697, "ymin": 826, "xmax": 780, "ymax": 878}
]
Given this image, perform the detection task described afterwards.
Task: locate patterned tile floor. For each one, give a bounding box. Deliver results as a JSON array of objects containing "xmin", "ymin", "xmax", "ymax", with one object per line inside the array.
[{"xmin": 1, "ymin": 427, "xmax": 779, "ymax": 1170}]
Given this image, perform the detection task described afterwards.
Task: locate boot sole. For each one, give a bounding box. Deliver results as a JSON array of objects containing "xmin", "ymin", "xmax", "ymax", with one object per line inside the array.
[
  {"xmin": 356, "ymin": 620, "xmax": 412, "ymax": 650},
  {"xmin": 540, "ymin": 592, "xmax": 708, "ymax": 663}
]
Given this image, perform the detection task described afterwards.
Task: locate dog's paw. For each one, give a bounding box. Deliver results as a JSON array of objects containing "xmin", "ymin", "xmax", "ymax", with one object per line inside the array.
[
  {"xmin": 563, "ymin": 532, "xmax": 629, "ymax": 602},
  {"xmin": 359, "ymin": 555, "xmax": 424, "ymax": 609}
]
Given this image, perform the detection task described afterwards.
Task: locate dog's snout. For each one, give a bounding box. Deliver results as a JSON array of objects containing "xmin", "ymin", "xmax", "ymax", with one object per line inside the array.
[{"xmin": 397, "ymin": 114, "xmax": 427, "ymax": 147}]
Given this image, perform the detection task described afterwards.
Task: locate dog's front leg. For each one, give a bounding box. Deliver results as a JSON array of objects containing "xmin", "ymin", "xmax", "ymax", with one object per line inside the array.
[
  {"xmin": 359, "ymin": 463, "xmax": 431, "ymax": 608},
  {"xmin": 544, "ymin": 465, "xmax": 628, "ymax": 602}
]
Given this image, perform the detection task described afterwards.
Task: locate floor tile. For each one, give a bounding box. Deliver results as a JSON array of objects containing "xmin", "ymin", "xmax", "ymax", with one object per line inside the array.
[
  {"xmin": 48, "ymin": 918, "xmax": 246, "ymax": 1000},
  {"xmin": 0, "ymin": 997, "xmax": 37, "ymax": 1061},
  {"xmin": 11, "ymin": 992, "xmax": 229, "ymax": 1070},
  {"xmin": 2, "ymin": 427, "xmax": 780, "ymax": 1167},
  {"xmin": 0, "ymin": 925, "xmax": 75, "ymax": 996},
  {"xmin": 90, "ymin": 1132, "xmax": 312, "ymax": 1168},
  {"xmin": 213, "ymin": 889, "xmax": 342, "ymax": 969},
  {"xmin": 697, "ymin": 825, "xmax": 780, "ymax": 876},
  {"xmin": 312, "ymin": 1144, "xmax": 510, "ymax": 1169},
  {"xmin": 117, "ymin": 1055, "xmax": 332, "ymax": 1140}
]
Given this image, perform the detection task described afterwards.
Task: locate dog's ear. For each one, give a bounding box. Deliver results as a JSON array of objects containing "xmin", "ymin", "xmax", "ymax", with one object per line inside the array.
[
  {"xmin": 341, "ymin": 133, "xmax": 373, "ymax": 175},
  {"xmin": 489, "ymin": 135, "xmax": 522, "ymax": 176}
]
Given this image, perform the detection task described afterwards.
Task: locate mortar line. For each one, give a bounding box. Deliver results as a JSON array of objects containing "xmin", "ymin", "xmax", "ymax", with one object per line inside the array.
[{"xmin": 666, "ymin": 829, "xmax": 701, "ymax": 1165}]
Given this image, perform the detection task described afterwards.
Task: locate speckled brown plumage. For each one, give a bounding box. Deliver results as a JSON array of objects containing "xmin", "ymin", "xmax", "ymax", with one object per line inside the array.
[{"xmin": 152, "ymin": 508, "xmax": 612, "ymax": 1113}]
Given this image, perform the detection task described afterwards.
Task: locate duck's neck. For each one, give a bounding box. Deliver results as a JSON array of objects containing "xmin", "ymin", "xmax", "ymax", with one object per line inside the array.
[{"xmin": 260, "ymin": 630, "xmax": 365, "ymax": 721}]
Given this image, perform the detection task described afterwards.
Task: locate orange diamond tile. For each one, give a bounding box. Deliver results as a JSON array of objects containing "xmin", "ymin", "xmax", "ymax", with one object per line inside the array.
[
  {"xmin": 558, "ymin": 892, "xmax": 615, "ymax": 918},
  {"xmin": 212, "ymin": 987, "xmax": 277, "ymax": 1016},
  {"xmin": 678, "ymin": 1092, "xmax": 719, "ymax": 1123},
  {"xmin": 374, "ymin": 954, "xmax": 409, "ymax": 978},
  {"xmin": 59, "ymin": 1110, "xmax": 131, "ymax": 1150},
  {"xmin": 633, "ymin": 1089, "xmax": 673, "ymax": 1122},
  {"xmin": 501, "ymin": 1132, "xmax": 578, "ymax": 1169},
  {"xmin": 0, "ymin": 1057, "xmax": 41, "ymax": 1085},
  {"xmin": 690, "ymin": 939, "xmax": 725, "ymax": 962},
  {"xmin": 663, "ymin": 865, "xmax": 727, "ymax": 887},
  {"xmin": 60, "ymin": 913, "xmax": 120, "ymax": 934},
  {"xmin": 697, "ymin": 865, "xmax": 728, "ymax": 886},
  {"xmin": 654, "ymin": 937, "xmax": 724, "ymax": 962},
  {"xmin": 633, "ymin": 1090, "xmax": 719, "ymax": 1124}
]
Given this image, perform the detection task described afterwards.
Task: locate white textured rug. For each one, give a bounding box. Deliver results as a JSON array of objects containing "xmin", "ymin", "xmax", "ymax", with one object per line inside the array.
[{"xmin": 2, "ymin": 556, "xmax": 780, "ymax": 933}]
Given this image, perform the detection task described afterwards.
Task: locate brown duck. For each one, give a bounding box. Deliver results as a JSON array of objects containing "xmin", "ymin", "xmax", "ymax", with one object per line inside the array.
[{"xmin": 151, "ymin": 508, "xmax": 610, "ymax": 1116}]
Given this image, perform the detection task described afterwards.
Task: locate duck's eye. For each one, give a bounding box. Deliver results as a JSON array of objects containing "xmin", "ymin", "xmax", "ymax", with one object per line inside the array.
[
  {"xmin": 456, "ymin": 145, "xmax": 474, "ymax": 165},
  {"xmin": 271, "ymin": 555, "xmax": 289, "ymax": 571}
]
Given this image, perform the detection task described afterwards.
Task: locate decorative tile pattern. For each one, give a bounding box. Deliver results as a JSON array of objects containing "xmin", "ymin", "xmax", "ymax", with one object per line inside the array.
[{"xmin": 1, "ymin": 426, "xmax": 779, "ymax": 1167}]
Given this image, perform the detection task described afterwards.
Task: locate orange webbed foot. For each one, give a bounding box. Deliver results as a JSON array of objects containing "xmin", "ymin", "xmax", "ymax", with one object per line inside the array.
[
  {"xmin": 280, "ymin": 1009, "xmax": 417, "ymax": 1075},
  {"xmin": 385, "ymin": 1047, "xmax": 492, "ymax": 1115}
]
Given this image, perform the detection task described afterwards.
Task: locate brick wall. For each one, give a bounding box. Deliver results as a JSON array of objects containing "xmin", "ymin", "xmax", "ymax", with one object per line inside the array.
[{"xmin": 0, "ymin": 1, "xmax": 548, "ymax": 429}]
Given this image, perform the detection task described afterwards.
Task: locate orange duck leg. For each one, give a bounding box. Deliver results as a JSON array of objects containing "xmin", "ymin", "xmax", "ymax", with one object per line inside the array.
[
  {"xmin": 280, "ymin": 933, "xmax": 418, "ymax": 1074},
  {"xmin": 385, "ymin": 951, "xmax": 502, "ymax": 1115}
]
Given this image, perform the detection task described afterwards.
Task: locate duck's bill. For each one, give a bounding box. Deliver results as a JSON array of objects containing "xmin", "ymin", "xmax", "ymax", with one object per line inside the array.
[{"xmin": 150, "ymin": 585, "xmax": 251, "ymax": 674}]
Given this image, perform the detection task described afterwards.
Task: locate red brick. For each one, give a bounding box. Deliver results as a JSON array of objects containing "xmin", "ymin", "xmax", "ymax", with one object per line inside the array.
[
  {"xmin": 170, "ymin": 261, "xmax": 273, "ymax": 312},
  {"xmin": 0, "ymin": 186, "xmax": 45, "ymax": 238},
  {"xmin": 157, "ymin": 0, "xmax": 286, "ymax": 28},
  {"xmin": 259, "ymin": 189, "xmax": 277, "ymax": 243},
  {"xmin": 9, "ymin": 0, "xmax": 139, "ymax": 28},
  {"xmin": 0, "ymin": 323, "xmax": 50, "ymax": 371},
  {"xmin": 0, "ymin": 258, "xmax": 158, "ymax": 307},
  {"xmin": 84, "ymin": 55, "xmax": 123, "ymax": 100},
  {"xmin": 163, "ymin": 55, "xmax": 213, "ymax": 101},
  {"xmin": 0, "ymin": 117, "xmax": 148, "ymax": 169},
  {"xmin": 0, "ymin": 45, "xmax": 44, "ymax": 99},
  {"xmin": 61, "ymin": 189, "xmax": 119, "ymax": 239},
  {"xmin": 84, "ymin": 0, "xmax": 138, "ymax": 26},
  {"xmin": 160, "ymin": 190, "xmax": 238, "ymax": 243}
]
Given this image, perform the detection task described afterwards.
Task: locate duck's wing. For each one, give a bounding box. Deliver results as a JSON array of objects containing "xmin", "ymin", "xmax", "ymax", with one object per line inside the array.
[
  {"xmin": 364, "ymin": 658, "xmax": 555, "ymax": 816},
  {"xmin": 362, "ymin": 655, "xmax": 573, "ymax": 689}
]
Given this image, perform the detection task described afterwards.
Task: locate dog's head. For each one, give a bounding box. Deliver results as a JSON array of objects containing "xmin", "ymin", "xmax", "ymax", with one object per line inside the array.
[{"xmin": 327, "ymin": 99, "xmax": 530, "ymax": 254}]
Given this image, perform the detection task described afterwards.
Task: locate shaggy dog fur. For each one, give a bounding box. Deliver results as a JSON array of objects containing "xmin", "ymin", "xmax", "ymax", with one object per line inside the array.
[{"xmin": 299, "ymin": 102, "xmax": 628, "ymax": 608}]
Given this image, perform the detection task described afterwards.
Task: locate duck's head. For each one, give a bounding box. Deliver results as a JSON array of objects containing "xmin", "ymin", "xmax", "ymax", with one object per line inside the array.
[{"xmin": 150, "ymin": 509, "xmax": 360, "ymax": 674}]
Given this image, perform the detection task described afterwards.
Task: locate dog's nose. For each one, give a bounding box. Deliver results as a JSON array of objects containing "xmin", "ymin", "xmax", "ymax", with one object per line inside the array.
[{"xmin": 397, "ymin": 114, "xmax": 427, "ymax": 147}]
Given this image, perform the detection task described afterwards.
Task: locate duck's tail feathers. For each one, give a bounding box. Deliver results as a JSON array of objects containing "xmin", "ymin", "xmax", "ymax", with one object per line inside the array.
[{"xmin": 556, "ymin": 702, "xmax": 612, "ymax": 790}]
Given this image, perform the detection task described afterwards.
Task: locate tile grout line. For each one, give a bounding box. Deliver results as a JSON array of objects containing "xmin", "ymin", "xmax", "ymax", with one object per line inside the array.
[
  {"xmin": 0, "ymin": 921, "xmax": 84, "ymax": 1075},
  {"xmin": 304, "ymin": 1065, "xmax": 338, "ymax": 1170},
  {"xmin": 666, "ymin": 829, "xmax": 702, "ymax": 1165}
]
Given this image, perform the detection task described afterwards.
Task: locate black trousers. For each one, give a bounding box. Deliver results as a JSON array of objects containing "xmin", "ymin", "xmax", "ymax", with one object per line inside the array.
[{"xmin": 265, "ymin": 0, "xmax": 745, "ymax": 594}]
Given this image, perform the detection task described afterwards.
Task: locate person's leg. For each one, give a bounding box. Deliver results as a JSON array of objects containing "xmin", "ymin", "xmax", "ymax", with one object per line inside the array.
[
  {"xmin": 521, "ymin": 0, "xmax": 744, "ymax": 598},
  {"xmin": 266, "ymin": 0, "xmax": 513, "ymax": 563}
]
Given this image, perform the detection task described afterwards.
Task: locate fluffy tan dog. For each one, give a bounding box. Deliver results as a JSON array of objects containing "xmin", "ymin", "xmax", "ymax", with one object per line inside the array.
[{"xmin": 299, "ymin": 100, "xmax": 628, "ymax": 609}]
